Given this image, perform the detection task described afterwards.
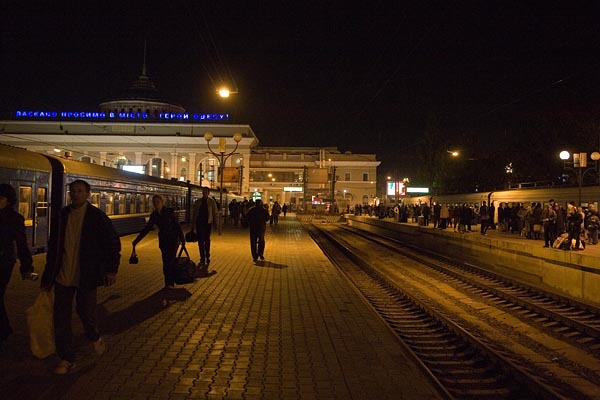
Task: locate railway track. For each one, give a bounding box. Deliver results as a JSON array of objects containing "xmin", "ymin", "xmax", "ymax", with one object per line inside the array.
[
  {"xmin": 307, "ymin": 222, "xmax": 600, "ymax": 400},
  {"xmin": 341, "ymin": 224, "xmax": 600, "ymax": 352}
]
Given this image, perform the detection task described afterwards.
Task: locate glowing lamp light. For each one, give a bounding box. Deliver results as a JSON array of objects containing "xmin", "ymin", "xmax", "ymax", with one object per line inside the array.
[
  {"xmin": 559, "ymin": 150, "xmax": 570, "ymax": 160},
  {"xmin": 218, "ymin": 88, "xmax": 231, "ymax": 98}
]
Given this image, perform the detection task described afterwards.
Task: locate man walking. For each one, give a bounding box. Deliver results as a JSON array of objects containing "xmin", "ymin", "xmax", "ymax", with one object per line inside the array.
[
  {"xmin": 246, "ymin": 199, "xmax": 270, "ymax": 262},
  {"xmin": 41, "ymin": 179, "xmax": 121, "ymax": 374},
  {"xmin": 190, "ymin": 187, "xmax": 219, "ymax": 267}
]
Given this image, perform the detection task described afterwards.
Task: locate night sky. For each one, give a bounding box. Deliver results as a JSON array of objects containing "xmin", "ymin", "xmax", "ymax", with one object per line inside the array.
[{"xmin": 3, "ymin": 3, "xmax": 600, "ymax": 181}]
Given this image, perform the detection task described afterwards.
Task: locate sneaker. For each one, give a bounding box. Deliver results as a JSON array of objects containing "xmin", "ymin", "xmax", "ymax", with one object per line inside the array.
[
  {"xmin": 259, "ymin": 255, "xmax": 265, "ymax": 260},
  {"xmin": 164, "ymin": 284, "xmax": 175, "ymax": 290},
  {"xmin": 93, "ymin": 337, "xmax": 106, "ymax": 355},
  {"xmin": 53, "ymin": 360, "xmax": 76, "ymax": 375},
  {"xmin": 22, "ymin": 272, "xmax": 39, "ymax": 281}
]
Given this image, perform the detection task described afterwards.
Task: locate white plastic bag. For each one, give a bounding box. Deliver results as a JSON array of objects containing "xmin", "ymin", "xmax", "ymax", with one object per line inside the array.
[{"xmin": 26, "ymin": 290, "xmax": 55, "ymax": 359}]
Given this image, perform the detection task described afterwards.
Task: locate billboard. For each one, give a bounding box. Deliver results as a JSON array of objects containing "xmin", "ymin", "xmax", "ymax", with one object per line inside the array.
[
  {"xmin": 306, "ymin": 168, "xmax": 328, "ymax": 184},
  {"xmin": 221, "ymin": 167, "xmax": 240, "ymax": 183},
  {"xmin": 386, "ymin": 181, "xmax": 406, "ymax": 196},
  {"xmin": 122, "ymin": 165, "xmax": 145, "ymax": 174}
]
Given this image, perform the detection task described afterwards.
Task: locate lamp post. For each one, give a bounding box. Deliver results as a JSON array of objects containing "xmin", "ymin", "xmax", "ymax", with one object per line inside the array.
[
  {"xmin": 560, "ymin": 150, "xmax": 600, "ymax": 206},
  {"xmin": 217, "ymin": 87, "xmax": 238, "ymax": 98},
  {"xmin": 204, "ymin": 131, "xmax": 243, "ymax": 234}
]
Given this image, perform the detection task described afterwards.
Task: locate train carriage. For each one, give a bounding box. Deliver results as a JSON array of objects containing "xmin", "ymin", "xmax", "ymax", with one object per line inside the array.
[
  {"xmin": 0, "ymin": 145, "xmax": 51, "ymax": 254},
  {"xmin": 1, "ymin": 144, "xmax": 247, "ymax": 254},
  {"xmin": 404, "ymin": 186, "xmax": 600, "ymax": 210},
  {"xmin": 43, "ymin": 155, "xmax": 191, "ymax": 238}
]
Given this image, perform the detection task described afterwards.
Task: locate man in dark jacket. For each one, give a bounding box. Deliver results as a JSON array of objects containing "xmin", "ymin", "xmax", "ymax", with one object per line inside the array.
[
  {"xmin": 566, "ymin": 202, "xmax": 583, "ymax": 250},
  {"xmin": 41, "ymin": 179, "xmax": 121, "ymax": 374},
  {"xmin": 0, "ymin": 184, "xmax": 36, "ymax": 345},
  {"xmin": 246, "ymin": 199, "xmax": 270, "ymax": 262}
]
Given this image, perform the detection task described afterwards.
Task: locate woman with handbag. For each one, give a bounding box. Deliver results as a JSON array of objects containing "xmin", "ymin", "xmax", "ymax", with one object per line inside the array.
[
  {"xmin": 132, "ymin": 195, "xmax": 185, "ymax": 289},
  {"xmin": 0, "ymin": 184, "xmax": 37, "ymax": 345}
]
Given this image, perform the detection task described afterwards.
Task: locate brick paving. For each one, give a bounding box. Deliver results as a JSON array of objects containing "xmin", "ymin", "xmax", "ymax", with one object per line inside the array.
[{"xmin": 0, "ymin": 215, "xmax": 441, "ymax": 400}]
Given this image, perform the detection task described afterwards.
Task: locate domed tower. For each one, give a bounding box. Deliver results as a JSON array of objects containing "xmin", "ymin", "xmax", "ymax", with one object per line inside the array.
[{"xmin": 99, "ymin": 43, "xmax": 185, "ymax": 117}]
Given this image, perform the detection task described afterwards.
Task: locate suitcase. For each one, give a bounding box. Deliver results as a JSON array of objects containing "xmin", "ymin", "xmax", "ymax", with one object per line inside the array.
[
  {"xmin": 553, "ymin": 234, "xmax": 569, "ymax": 249},
  {"xmin": 174, "ymin": 245, "xmax": 196, "ymax": 284}
]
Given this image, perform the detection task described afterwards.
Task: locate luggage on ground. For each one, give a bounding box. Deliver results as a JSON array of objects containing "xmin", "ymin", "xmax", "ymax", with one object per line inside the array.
[{"xmin": 174, "ymin": 245, "xmax": 196, "ymax": 284}]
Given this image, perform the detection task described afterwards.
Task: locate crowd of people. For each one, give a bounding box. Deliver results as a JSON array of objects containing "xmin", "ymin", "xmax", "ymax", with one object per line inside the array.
[
  {"xmin": 1, "ymin": 180, "xmax": 292, "ymax": 375},
  {"xmin": 361, "ymin": 199, "xmax": 599, "ymax": 250}
]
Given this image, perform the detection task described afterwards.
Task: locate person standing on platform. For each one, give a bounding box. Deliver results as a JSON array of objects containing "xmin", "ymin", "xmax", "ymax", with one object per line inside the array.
[
  {"xmin": 479, "ymin": 201, "xmax": 490, "ymax": 235},
  {"xmin": 541, "ymin": 201, "xmax": 557, "ymax": 247},
  {"xmin": 439, "ymin": 203, "xmax": 449, "ymax": 229},
  {"xmin": 585, "ymin": 205, "xmax": 599, "ymax": 245},
  {"xmin": 41, "ymin": 179, "xmax": 121, "ymax": 374},
  {"xmin": 0, "ymin": 184, "xmax": 37, "ymax": 346},
  {"xmin": 270, "ymin": 201, "xmax": 281, "ymax": 226},
  {"xmin": 246, "ymin": 199, "xmax": 270, "ymax": 262},
  {"xmin": 190, "ymin": 187, "xmax": 219, "ymax": 267},
  {"xmin": 282, "ymin": 203, "xmax": 288, "ymax": 218},
  {"xmin": 229, "ymin": 199, "xmax": 240, "ymax": 226},
  {"xmin": 566, "ymin": 202, "xmax": 583, "ymax": 250},
  {"xmin": 132, "ymin": 194, "xmax": 184, "ymax": 289}
]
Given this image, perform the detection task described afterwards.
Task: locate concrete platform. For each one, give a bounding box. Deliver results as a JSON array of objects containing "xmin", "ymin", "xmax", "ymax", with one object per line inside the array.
[
  {"xmin": 0, "ymin": 215, "xmax": 442, "ymax": 400},
  {"xmin": 346, "ymin": 215, "xmax": 600, "ymax": 308}
]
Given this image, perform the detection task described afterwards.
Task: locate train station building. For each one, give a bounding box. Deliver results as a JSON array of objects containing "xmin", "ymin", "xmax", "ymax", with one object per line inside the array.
[{"xmin": 0, "ymin": 65, "xmax": 380, "ymax": 210}]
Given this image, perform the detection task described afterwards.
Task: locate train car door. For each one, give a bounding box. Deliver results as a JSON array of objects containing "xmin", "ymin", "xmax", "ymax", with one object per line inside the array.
[
  {"xmin": 34, "ymin": 185, "xmax": 49, "ymax": 253},
  {"xmin": 17, "ymin": 185, "xmax": 35, "ymax": 250},
  {"xmin": 18, "ymin": 184, "xmax": 49, "ymax": 254}
]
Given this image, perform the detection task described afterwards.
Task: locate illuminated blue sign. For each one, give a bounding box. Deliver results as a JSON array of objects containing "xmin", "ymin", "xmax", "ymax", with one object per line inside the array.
[{"xmin": 14, "ymin": 110, "xmax": 229, "ymax": 122}]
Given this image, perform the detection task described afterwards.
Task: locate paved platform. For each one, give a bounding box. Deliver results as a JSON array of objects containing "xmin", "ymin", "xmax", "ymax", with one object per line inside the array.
[{"xmin": 0, "ymin": 215, "xmax": 442, "ymax": 400}]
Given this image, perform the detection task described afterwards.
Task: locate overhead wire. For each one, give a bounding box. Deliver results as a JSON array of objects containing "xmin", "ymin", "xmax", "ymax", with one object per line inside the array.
[
  {"xmin": 199, "ymin": 11, "xmax": 237, "ymax": 91},
  {"xmin": 180, "ymin": 1, "xmax": 236, "ymax": 91}
]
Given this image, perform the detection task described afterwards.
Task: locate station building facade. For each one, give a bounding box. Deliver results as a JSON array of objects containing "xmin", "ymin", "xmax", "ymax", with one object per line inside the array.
[{"xmin": 0, "ymin": 68, "xmax": 380, "ymax": 209}]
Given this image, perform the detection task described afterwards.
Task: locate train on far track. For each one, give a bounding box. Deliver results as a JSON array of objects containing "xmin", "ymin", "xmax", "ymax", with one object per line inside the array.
[
  {"xmin": 0, "ymin": 144, "xmax": 243, "ymax": 254},
  {"xmin": 401, "ymin": 185, "xmax": 600, "ymax": 210}
]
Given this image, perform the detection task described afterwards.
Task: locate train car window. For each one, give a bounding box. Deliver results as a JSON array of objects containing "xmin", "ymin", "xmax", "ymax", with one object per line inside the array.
[
  {"xmin": 118, "ymin": 193, "xmax": 126, "ymax": 214},
  {"xmin": 104, "ymin": 192, "xmax": 114, "ymax": 215},
  {"xmin": 128, "ymin": 194, "xmax": 136, "ymax": 214},
  {"xmin": 19, "ymin": 186, "xmax": 32, "ymax": 222},
  {"xmin": 36, "ymin": 187, "xmax": 47, "ymax": 217},
  {"xmin": 142, "ymin": 194, "xmax": 150, "ymax": 213},
  {"xmin": 90, "ymin": 193, "xmax": 100, "ymax": 208}
]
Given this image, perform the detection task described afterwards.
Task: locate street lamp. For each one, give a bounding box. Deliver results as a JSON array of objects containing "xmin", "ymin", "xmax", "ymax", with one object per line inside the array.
[
  {"xmin": 217, "ymin": 87, "xmax": 238, "ymax": 98},
  {"xmin": 560, "ymin": 150, "xmax": 600, "ymax": 206},
  {"xmin": 204, "ymin": 131, "xmax": 243, "ymax": 234}
]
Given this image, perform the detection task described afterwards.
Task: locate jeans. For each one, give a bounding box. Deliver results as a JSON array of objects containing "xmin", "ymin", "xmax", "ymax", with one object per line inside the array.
[
  {"xmin": 160, "ymin": 242, "xmax": 178, "ymax": 286},
  {"xmin": 250, "ymin": 229, "xmax": 266, "ymax": 259},
  {"xmin": 197, "ymin": 224, "xmax": 212, "ymax": 263},
  {"xmin": 0, "ymin": 261, "xmax": 15, "ymax": 339},
  {"xmin": 54, "ymin": 282, "xmax": 99, "ymax": 362}
]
